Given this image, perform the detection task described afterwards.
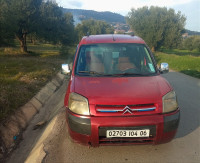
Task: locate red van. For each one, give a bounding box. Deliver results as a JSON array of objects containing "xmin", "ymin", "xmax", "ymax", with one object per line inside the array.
[{"xmin": 62, "ymin": 34, "xmax": 180, "ymax": 147}]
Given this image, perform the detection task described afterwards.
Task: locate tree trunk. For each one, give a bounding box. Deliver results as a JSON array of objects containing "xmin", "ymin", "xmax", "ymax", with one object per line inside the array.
[
  {"xmin": 151, "ymin": 46, "xmax": 155, "ymax": 52},
  {"xmin": 30, "ymin": 36, "xmax": 33, "ymax": 43},
  {"xmin": 16, "ymin": 33, "xmax": 28, "ymax": 53},
  {"xmin": 32, "ymin": 39, "xmax": 36, "ymax": 45}
]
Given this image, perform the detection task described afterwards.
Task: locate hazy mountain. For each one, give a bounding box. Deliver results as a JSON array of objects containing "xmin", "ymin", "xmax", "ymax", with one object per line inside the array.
[
  {"xmin": 62, "ymin": 8, "xmax": 126, "ymax": 25},
  {"xmin": 62, "ymin": 8, "xmax": 200, "ymax": 35},
  {"xmin": 185, "ymin": 29, "xmax": 200, "ymax": 35}
]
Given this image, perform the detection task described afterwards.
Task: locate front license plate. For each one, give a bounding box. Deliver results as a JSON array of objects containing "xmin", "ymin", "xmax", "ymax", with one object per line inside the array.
[{"xmin": 106, "ymin": 129, "xmax": 150, "ymax": 138}]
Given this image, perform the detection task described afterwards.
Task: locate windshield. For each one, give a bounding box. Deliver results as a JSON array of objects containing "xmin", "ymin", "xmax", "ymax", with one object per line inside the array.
[{"xmin": 75, "ymin": 43, "xmax": 156, "ymax": 76}]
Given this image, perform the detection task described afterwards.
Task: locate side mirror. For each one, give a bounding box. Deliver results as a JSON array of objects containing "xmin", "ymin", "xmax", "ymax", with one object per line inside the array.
[
  {"xmin": 160, "ymin": 63, "xmax": 169, "ymax": 74},
  {"xmin": 61, "ymin": 64, "xmax": 71, "ymax": 75}
]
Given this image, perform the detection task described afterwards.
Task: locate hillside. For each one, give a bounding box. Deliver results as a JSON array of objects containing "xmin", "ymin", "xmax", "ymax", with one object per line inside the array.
[
  {"xmin": 185, "ymin": 29, "xmax": 200, "ymax": 35},
  {"xmin": 62, "ymin": 8, "xmax": 126, "ymax": 25}
]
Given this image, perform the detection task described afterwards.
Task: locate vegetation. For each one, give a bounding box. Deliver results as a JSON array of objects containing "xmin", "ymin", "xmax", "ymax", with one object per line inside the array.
[
  {"xmin": 155, "ymin": 50, "xmax": 200, "ymax": 78},
  {"xmin": 160, "ymin": 48, "xmax": 200, "ymax": 56},
  {"xmin": 75, "ymin": 19, "xmax": 114, "ymax": 41},
  {"xmin": 0, "ymin": 0, "xmax": 15, "ymax": 46},
  {"xmin": 180, "ymin": 36, "xmax": 200, "ymax": 52},
  {"xmin": 0, "ymin": 43, "xmax": 76, "ymax": 122},
  {"xmin": 0, "ymin": 0, "xmax": 116, "ymax": 52},
  {"xmin": 127, "ymin": 6, "xmax": 186, "ymax": 51},
  {"xmin": 0, "ymin": 0, "xmax": 75, "ymax": 52},
  {"xmin": 38, "ymin": 3, "xmax": 75, "ymax": 45}
]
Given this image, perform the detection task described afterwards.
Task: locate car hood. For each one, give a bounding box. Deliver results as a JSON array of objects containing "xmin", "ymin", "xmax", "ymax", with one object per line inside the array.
[{"xmin": 74, "ymin": 75, "xmax": 172, "ymax": 105}]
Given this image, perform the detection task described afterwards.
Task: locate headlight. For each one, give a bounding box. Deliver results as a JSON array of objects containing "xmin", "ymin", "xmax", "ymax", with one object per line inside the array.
[
  {"xmin": 68, "ymin": 93, "xmax": 90, "ymax": 115},
  {"xmin": 162, "ymin": 91, "xmax": 178, "ymax": 113}
]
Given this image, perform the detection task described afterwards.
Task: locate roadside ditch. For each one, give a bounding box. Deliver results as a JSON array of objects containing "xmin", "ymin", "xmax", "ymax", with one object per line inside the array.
[{"xmin": 0, "ymin": 72, "xmax": 66, "ymax": 161}]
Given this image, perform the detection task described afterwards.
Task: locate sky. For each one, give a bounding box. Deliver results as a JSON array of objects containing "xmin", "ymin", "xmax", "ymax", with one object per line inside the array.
[{"xmin": 56, "ymin": 0, "xmax": 200, "ymax": 32}]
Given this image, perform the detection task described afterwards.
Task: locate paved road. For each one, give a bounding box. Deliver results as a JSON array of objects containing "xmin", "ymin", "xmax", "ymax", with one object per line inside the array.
[{"xmin": 7, "ymin": 72, "xmax": 200, "ymax": 163}]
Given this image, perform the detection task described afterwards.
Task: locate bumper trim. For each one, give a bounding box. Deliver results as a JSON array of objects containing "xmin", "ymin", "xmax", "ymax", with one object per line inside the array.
[
  {"xmin": 164, "ymin": 109, "xmax": 180, "ymax": 133},
  {"xmin": 68, "ymin": 113, "xmax": 91, "ymax": 135}
]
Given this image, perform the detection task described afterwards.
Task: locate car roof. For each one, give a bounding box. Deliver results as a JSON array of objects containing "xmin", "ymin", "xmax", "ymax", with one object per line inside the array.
[{"xmin": 79, "ymin": 34, "xmax": 145, "ymax": 45}]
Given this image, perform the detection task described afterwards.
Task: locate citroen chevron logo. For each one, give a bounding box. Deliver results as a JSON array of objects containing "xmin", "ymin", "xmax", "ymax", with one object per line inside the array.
[{"xmin": 123, "ymin": 106, "xmax": 133, "ymax": 114}]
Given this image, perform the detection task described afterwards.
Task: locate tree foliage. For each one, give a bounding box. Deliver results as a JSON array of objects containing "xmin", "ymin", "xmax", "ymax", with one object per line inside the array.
[
  {"xmin": 126, "ymin": 6, "xmax": 186, "ymax": 50},
  {"xmin": 75, "ymin": 19, "xmax": 114, "ymax": 41},
  {"xmin": 0, "ymin": 0, "xmax": 75, "ymax": 52},
  {"xmin": 0, "ymin": 0, "xmax": 15, "ymax": 45},
  {"xmin": 38, "ymin": 1, "xmax": 75, "ymax": 45},
  {"xmin": 182, "ymin": 36, "xmax": 200, "ymax": 52},
  {"xmin": 1, "ymin": 0, "xmax": 43, "ymax": 52}
]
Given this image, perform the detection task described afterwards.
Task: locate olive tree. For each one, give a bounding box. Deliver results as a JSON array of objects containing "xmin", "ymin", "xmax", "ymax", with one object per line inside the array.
[
  {"xmin": 2, "ymin": 0, "xmax": 43, "ymax": 52},
  {"xmin": 127, "ymin": 6, "xmax": 186, "ymax": 51},
  {"xmin": 0, "ymin": 0, "xmax": 75, "ymax": 52},
  {"xmin": 75, "ymin": 19, "xmax": 114, "ymax": 41}
]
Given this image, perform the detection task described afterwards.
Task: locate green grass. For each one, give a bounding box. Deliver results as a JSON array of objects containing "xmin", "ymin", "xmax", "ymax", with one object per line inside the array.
[
  {"xmin": 155, "ymin": 51, "xmax": 200, "ymax": 78},
  {"xmin": 0, "ymin": 43, "xmax": 75, "ymax": 122},
  {"xmin": 159, "ymin": 48, "xmax": 200, "ymax": 56}
]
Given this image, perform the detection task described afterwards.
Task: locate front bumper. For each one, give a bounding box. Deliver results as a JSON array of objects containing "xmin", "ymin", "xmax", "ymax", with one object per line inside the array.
[{"xmin": 66, "ymin": 108, "xmax": 180, "ymax": 147}]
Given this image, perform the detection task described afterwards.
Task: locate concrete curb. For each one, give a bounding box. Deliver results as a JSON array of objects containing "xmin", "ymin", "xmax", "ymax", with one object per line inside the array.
[
  {"xmin": 25, "ymin": 115, "xmax": 58, "ymax": 163},
  {"xmin": 0, "ymin": 72, "xmax": 66, "ymax": 159}
]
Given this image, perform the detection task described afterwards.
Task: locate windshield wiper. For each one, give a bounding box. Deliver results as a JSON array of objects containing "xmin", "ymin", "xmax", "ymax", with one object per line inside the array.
[
  {"xmin": 112, "ymin": 72, "xmax": 147, "ymax": 76},
  {"xmin": 78, "ymin": 71, "xmax": 104, "ymax": 75}
]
